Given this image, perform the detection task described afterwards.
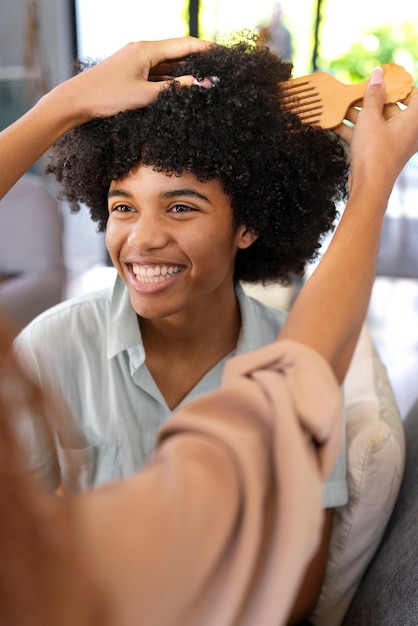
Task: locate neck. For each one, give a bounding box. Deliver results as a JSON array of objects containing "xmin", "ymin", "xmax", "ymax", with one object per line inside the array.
[
  {"xmin": 140, "ymin": 286, "xmax": 241, "ymax": 357},
  {"xmin": 140, "ymin": 286, "xmax": 242, "ymax": 410}
]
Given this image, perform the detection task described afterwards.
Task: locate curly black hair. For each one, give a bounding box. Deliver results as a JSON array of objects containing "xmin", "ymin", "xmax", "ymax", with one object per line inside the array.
[{"xmin": 46, "ymin": 35, "xmax": 348, "ymax": 284}]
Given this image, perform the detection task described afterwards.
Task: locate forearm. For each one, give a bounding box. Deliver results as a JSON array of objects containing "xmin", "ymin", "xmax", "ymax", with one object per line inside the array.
[
  {"xmin": 0, "ymin": 84, "xmax": 88, "ymax": 199},
  {"xmin": 280, "ymin": 185, "xmax": 387, "ymax": 383}
]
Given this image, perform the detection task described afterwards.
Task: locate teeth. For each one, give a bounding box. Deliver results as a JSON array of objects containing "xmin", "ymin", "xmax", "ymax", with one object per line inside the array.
[{"xmin": 132, "ymin": 264, "xmax": 182, "ymax": 284}]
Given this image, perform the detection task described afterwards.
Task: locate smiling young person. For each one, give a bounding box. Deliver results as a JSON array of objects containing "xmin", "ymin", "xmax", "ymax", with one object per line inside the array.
[{"xmin": 7, "ymin": 34, "xmax": 404, "ymax": 625}]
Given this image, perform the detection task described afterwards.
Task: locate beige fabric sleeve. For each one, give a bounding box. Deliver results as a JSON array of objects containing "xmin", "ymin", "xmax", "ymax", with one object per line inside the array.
[{"xmin": 71, "ymin": 339, "xmax": 342, "ymax": 626}]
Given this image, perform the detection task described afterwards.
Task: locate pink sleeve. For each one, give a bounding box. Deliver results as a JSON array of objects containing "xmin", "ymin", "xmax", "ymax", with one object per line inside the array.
[{"xmin": 73, "ymin": 339, "xmax": 342, "ymax": 626}]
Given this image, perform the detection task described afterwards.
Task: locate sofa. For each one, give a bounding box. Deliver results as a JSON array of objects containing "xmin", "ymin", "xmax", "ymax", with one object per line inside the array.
[{"xmin": 342, "ymin": 397, "xmax": 418, "ymax": 625}]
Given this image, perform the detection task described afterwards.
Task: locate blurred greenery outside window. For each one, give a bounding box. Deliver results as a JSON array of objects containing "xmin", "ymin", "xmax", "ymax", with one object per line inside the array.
[
  {"xmin": 197, "ymin": 0, "xmax": 418, "ymax": 82},
  {"xmin": 308, "ymin": 0, "xmax": 418, "ymax": 82},
  {"xmin": 323, "ymin": 22, "xmax": 418, "ymax": 83}
]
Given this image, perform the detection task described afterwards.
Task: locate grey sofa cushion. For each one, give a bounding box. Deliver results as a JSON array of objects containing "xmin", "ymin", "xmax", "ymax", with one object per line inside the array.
[{"xmin": 342, "ymin": 400, "xmax": 418, "ymax": 625}]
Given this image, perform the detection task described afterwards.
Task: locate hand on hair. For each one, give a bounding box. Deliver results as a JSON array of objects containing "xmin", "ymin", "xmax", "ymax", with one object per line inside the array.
[{"xmin": 62, "ymin": 37, "xmax": 211, "ymax": 121}]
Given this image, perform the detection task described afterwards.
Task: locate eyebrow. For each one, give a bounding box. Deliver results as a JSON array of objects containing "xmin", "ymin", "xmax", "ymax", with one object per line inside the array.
[
  {"xmin": 107, "ymin": 189, "xmax": 132, "ymax": 200},
  {"xmin": 163, "ymin": 189, "xmax": 212, "ymax": 203},
  {"xmin": 107, "ymin": 188, "xmax": 212, "ymax": 203}
]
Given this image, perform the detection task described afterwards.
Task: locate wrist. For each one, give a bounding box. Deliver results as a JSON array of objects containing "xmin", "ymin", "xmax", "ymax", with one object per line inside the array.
[
  {"xmin": 38, "ymin": 79, "xmax": 94, "ymax": 137},
  {"xmin": 349, "ymin": 165, "xmax": 394, "ymax": 210}
]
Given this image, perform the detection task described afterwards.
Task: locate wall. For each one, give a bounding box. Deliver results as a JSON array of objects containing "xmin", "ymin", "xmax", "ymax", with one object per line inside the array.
[
  {"xmin": 0, "ymin": 0, "xmax": 75, "ymax": 162},
  {"xmin": 0, "ymin": 0, "xmax": 75, "ymax": 88}
]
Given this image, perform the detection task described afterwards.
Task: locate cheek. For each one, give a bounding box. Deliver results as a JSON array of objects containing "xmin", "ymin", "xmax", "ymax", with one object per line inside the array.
[
  {"xmin": 105, "ymin": 220, "xmax": 123, "ymax": 259},
  {"xmin": 190, "ymin": 229, "xmax": 240, "ymax": 270}
]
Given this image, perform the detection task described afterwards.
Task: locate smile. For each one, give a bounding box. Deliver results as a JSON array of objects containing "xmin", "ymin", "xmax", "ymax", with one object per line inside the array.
[{"xmin": 131, "ymin": 263, "xmax": 184, "ymax": 284}]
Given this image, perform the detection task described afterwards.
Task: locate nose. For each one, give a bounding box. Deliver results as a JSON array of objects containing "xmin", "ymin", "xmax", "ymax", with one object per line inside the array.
[{"xmin": 127, "ymin": 210, "xmax": 169, "ymax": 252}]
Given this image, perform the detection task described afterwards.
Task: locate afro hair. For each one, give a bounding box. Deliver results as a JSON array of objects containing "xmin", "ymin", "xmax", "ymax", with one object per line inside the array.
[{"xmin": 46, "ymin": 34, "xmax": 348, "ymax": 284}]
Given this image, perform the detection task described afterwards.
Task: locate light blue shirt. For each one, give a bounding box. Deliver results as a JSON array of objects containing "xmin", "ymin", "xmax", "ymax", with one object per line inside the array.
[{"xmin": 15, "ymin": 275, "xmax": 347, "ymax": 505}]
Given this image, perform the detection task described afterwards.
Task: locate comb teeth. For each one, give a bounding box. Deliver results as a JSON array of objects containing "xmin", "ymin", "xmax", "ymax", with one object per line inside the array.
[
  {"xmin": 282, "ymin": 80, "xmax": 314, "ymax": 95},
  {"xmin": 294, "ymin": 109, "xmax": 323, "ymax": 124},
  {"xmin": 282, "ymin": 82, "xmax": 324, "ymax": 125}
]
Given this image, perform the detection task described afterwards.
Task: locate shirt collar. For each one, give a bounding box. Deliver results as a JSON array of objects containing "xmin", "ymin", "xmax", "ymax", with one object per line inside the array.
[
  {"xmin": 107, "ymin": 274, "xmax": 144, "ymax": 360},
  {"xmin": 106, "ymin": 276, "xmax": 270, "ymax": 360},
  {"xmin": 235, "ymin": 282, "xmax": 275, "ymax": 354}
]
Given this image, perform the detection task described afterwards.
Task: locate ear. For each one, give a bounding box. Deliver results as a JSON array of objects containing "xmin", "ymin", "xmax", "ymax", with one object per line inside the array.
[{"xmin": 236, "ymin": 225, "xmax": 258, "ymax": 250}]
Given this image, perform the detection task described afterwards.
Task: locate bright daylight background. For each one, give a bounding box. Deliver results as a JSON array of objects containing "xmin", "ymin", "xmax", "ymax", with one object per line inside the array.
[{"xmin": 75, "ymin": 0, "xmax": 418, "ymax": 76}]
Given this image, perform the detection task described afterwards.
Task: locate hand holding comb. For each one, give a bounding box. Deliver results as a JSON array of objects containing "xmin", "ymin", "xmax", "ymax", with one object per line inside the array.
[{"xmin": 283, "ymin": 64, "xmax": 414, "ymax": 129}]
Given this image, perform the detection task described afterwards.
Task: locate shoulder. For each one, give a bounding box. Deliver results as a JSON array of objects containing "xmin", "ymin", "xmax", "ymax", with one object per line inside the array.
[
  {"xmin": 237, "ymin": 283, "xmax": 289, "ymax": 351},
  {"xmin": 247, "ymin": 294, "xmax": 287, "ymax": 327},
  {"xmin": 16, "ymin": 287, "xmax": 113, "ymax": 352}
]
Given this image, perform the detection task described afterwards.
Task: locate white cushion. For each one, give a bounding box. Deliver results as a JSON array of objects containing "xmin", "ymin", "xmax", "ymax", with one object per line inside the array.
[{"xmin": 310, "ymin": 325, "xmax": 405, "ymax": 626}]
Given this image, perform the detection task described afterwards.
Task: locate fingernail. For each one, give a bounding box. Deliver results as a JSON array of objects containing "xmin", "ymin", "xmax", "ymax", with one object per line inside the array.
[
  {"xmin": 370, "ymin": 67, "xmax": 384, "ymax": 86},
  {"xmin": 192, "ymin": 75, "xmax": 220, "ymax": 89}
]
